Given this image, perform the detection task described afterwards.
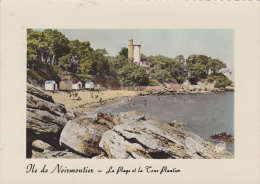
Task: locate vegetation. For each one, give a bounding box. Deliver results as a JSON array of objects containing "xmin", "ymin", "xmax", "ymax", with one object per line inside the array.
[
  {"xmin": 27, "ymin": 29, "xmax": 232, "ymax": 88},
  {"xmin": 117, "ymin": 64, "xmax": 149, "ymax": 86},
  {"xmin": 27, "ymin": 70, "xmax": 46, "ymax": 83},
  {"xmin": 148, "ymin": 79, "xmax": 159, "ymax": 86},
  {"xmin": 207, "ymin": 73, "xmax": 232, "ymax": 88}
]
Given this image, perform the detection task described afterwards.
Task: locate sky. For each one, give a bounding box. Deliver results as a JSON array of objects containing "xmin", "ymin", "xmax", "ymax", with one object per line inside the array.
[{"xmin": 35, "ymin": 29, "xmax": 234, "ymax": 80}]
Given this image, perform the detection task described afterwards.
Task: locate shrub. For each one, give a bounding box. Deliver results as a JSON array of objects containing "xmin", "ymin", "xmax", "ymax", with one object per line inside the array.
[
  {"xmin": 27, "ymin": 69, "xmax": 46, "ymax": 83},
  {"xmin": 148, "ymin": 79, "xmax": 159, "ymax": 86},
  {"xmin": 207, "ymin": 73, "xmax": 232, "ymax": 88}
]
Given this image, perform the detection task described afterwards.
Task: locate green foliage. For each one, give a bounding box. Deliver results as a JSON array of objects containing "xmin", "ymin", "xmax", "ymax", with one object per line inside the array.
[
  {"xmin": 108, "ymin": 55, "xmax": 128, "ymax": 72},
  {"xmin": 151, "ymin": 69, "xmax": 173, "ymax": 82},
  {"xmin": 207, "ymin": 73, "xmax": 232, "ymax": 88},
  {"xmin": 117, "ymin": 64, "xmax": 149, "ymax": 86},
  {"xmin": 78, "ymin": 57, "xmax": 93, "ymax": 74},
  {"xmin": 208, "ymin": 58, "xmax": 227, "ymax": 73},
  {"xmin": 78, "ymin": 74, "xmax": 92, "ymax": 81},
  {"xmin": 147, "ymin": 55, "xmax": 185, "ymax": 83},
  {"xmin": 148, "ymin": 79, "xmax": 159, "ymax": 86},
  {"xmin": 141, "ymin": 53, "xmax": 148, "ymax": 60},
  {"xmin": 88, "ymin": 49, "xmax": 110, "ymax": 75},
  {"xmin": 31, "ymin": 61, "xmax": 61, "ymax": 82},
  {"xmin": 119, "ymin": 47, "xmax": 128, "ymax": 58},
  {"xmin": 186, "ymin": 55, "xmax": 210, "ymax": 78},
  {"xmin": 42, "ymin": 29, "xmax": 70, "ymax": 59},
  {"xmin": 27, "ymin": 69, "xmax": 46, "ymax": 83}
]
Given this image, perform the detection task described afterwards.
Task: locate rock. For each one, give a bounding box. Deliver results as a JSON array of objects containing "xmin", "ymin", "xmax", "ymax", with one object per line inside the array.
[
  {"xmin": 99, "ymin": 112, "xmax": 234, "ymax": 159},
  {"xmin": 27, "ymin": 84, "xmax": 54, "ymax": 103},
  {"xmin": 65, "ymin": 109, "xmax": 75, "ymax": 120},
  {"xmin": 59, "ymin": 118, "xmax": 109, "ymax": 158},
  {"xmin": 27, "ymin": 93, "xmax": 66, "ymax": 116},
  {"xmin": 27, "ymin": 113, "xmax": 61, "ymax": 134},
  {"xmin": 169, "ymin": 120, "xmax": 188, "ymax": 128},
  {"xmin": 225, "ymin": 86, "xmax": 234, "ymax": 92},
  {"xmin": 27, "ymin": 108, "xmax": 67, "ymax": 127},
  {"xmin": 96, "ymin": 113, "xmax": 115, "ymax": 129},
  {"xmin": 197, "ymin": 80, "xmax": 216, "ymax": 90},
  {"xmin": 32, "ymin": 150, "xmax": 84, "ymax": 158},
  {"xmin": 32, "ymin": 140, "xmax": 54, "ymax": 151},
  {"xmin": 26, "ymin": 84, "xmax": 68, "ymax": 158},
  {"xmin": 210, "ymin": 132, "xmax": 234, "ymax": 143}
]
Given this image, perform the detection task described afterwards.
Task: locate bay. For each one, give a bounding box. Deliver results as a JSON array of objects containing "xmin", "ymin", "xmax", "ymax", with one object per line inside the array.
[{"xmin": 91, "ymin": 92, "xmax": 234, "ymax": 154}]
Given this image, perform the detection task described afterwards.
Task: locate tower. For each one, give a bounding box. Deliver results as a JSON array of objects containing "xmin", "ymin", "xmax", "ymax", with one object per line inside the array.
[{"xmin": 128, "ymin": 39, "xmax": 134, "ymax": 62}]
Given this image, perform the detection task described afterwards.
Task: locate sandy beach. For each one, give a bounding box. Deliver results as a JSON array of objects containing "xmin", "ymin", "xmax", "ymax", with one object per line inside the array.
[{"xmin": 50, "ymin": 90, "xmax": 139, "ymax": 112}]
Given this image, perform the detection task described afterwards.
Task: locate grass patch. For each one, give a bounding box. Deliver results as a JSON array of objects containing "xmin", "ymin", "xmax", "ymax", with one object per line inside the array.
[{"xmin": 27, "ymin": 69, "xmax": 46, "ymax": 84}]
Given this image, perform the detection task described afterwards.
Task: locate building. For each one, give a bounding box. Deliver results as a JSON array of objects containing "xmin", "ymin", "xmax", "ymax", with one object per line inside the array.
[
  {"xmin": 94, "ymin": 83, "xmax": 100, "ymax": 91},
  {"xmin": 59, "ymin": 80, "xmax": 72, "ymax": 91},
  {"xmin": 45, "ymin": 80, "xmax": 58, "ymax": 91},
  {"xmin": 128, "ymin": 39, "xmax": 141, "ymax": 64},
  {"xmin": 85, "ymin": 81, "xmax": 94, "ymax": 90},
  {"xmin": 72, "ymin": 81, "xmax": 82, "ymax": 90}
]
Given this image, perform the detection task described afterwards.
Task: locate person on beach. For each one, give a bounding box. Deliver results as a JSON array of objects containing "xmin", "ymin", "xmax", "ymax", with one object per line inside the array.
[{"xmin": 100, "ymin": 98, "xmax": 102, "ymax": 106}]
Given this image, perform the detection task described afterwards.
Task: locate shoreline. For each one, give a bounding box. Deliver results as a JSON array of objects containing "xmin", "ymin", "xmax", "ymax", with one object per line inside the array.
[
  {"xmin": 50, "ymin": 88, "xmax": 234, "ymax": 114},
  {"xmin": 50, "ymin": 90, "xmax": 139, "ymax": 113}
]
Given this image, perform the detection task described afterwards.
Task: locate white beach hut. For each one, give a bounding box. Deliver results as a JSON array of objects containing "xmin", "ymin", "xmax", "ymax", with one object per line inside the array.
[
  {"xmin": 45, "ymin": 80, "xmax": 58, "ymax": 91},
  {"xmin": 72, "ymin": 81, "xmax": 82, "ymax": 90},
  {"xmin": 94, "ymin": 83, "xmax": 100, "ymax": 91},
  {"xmin": 85, "ymin": 81, "xmax": 94, "ymax": 90}
]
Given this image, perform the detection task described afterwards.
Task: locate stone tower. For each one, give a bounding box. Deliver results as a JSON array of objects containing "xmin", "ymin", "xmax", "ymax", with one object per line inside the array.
[{"xmin": 128, "ymin": 39, "xmax": 134, "ymax": 62}]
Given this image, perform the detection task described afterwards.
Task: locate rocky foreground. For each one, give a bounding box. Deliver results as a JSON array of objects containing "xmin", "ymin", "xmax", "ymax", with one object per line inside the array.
[{"xmin": 27, "ymin": 84, "xmax": 234, "ymax": 159}]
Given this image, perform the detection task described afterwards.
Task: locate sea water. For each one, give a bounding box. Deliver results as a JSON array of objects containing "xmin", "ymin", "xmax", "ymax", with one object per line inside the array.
[{"xmin": 93, "ymin": 92, "xmax": 234, "ymax": 154}]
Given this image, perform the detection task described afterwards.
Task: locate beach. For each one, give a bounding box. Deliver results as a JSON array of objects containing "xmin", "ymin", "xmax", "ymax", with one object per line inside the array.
[{"xmin": 51, "ymin": 90, "xmax": 139, "ymax": 112}]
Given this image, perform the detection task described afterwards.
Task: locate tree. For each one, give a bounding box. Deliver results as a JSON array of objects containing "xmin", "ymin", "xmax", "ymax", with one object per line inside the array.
[
  {"xmin": 42, "ymin": 29, "xmax": 70, "ymax": 64},
  {"xmin": 89, "ymin": 49, "xmax": 109, "ymax": 75},
  {"xmin": 207, "ymin": 73, "xmax": 232, "ymax": 88},
  {"xmin": 208, "ymin": 58, "xmax": 227, "ymax": 73},
  {"xmin": 117, "ymin": 64, "xmax": 148, "ymax": 86},
  {"xmin": 141, "ymin": 53, "xmax": 148, "ymax": 60},
  {"xmin": 186, "ymin": 54, "xmax": 211, "ymax": 79},
  {"xmin": 78, "ymin": 57, "xmax": 93, "ymax": 74},
  {"xmin": 119, "ymin": 47, "xmax": 128, "ymax": 58},
  {"xmin": 151, "ymin": 69, "xmax": 173, "ymax": 82}
]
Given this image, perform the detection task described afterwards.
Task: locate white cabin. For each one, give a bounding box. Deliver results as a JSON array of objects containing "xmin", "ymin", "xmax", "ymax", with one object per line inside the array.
[
  {"xmin": 85, "ymin": 81, "xmax": 94, "ymax": 90},
  {"xmin": 94, "ymin": 83, "xmax": 100, "ymax": 91},
  {"xmin": 72, "ymin": 81, "xmax": 82, "ymax": 90},
  {"xmin": 45, "ymin": 80, "xmax": 58, "ymax": 91}
]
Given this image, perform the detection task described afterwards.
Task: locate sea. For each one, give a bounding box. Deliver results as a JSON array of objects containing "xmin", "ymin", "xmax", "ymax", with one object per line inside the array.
[{"xmin": 89, "ymin": 92, "xmax": 234, "ymax": 154}]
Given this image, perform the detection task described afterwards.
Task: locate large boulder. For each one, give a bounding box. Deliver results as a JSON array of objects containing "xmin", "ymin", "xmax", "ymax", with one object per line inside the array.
[
  {"xmin": 27, "ymin": 84, "xmax": 54, "ymax": 103},
  {"xmin": 26, "ymin": 84, "xmax": 72, "ymax": 158},
  {"xmin": 98, "ymin": 112, "xmax": 234, "ymax": 159}
]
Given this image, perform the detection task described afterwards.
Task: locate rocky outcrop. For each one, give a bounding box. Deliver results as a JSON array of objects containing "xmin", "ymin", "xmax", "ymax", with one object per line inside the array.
[
  {"xmin": 210, "ymin": 132, "xmax": 234, "ymax": 143},
  {"xmin": 97, "ymin": 112, "xmax": 233, "ymax": 159},
  {"xmin": 59, "ymin": 112, "xmax": 116, "ymax": 158},
  {"xmin": 26, "ymin": 84, "xmax": 74, "ymax": 158},
  {"xmin": 56, "ymin": 111, "xmax": 234, "ymax": 159},
  {"xmin": 32, "ymin": 150, "xmax": 84, "ymax": 158},
  {"xmin": 169, "ymin": 120, "xmax": 188, "ymax": 128},
  {"xmin": 197, "ymin": 80, "xmax": 216, "ymax": 90}
]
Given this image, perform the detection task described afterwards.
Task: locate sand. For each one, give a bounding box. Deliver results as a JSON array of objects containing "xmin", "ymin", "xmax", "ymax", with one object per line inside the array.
[{"xmin": 50, "ymin": 90, "xmax": 139, "ymax": 112}]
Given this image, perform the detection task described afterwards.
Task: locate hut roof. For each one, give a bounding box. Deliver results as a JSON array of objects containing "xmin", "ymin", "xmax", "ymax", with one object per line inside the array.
[
  {"xmin": 73, "ymin": 81, "xmax": 81, "ymax": 84},
  {"xmin": 45, "ymin": 80, "xmax": 56, "ymax": 84},
  {"xmin": 85, "ymin": 81, "xmax": 93, "ymax": 84}
]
